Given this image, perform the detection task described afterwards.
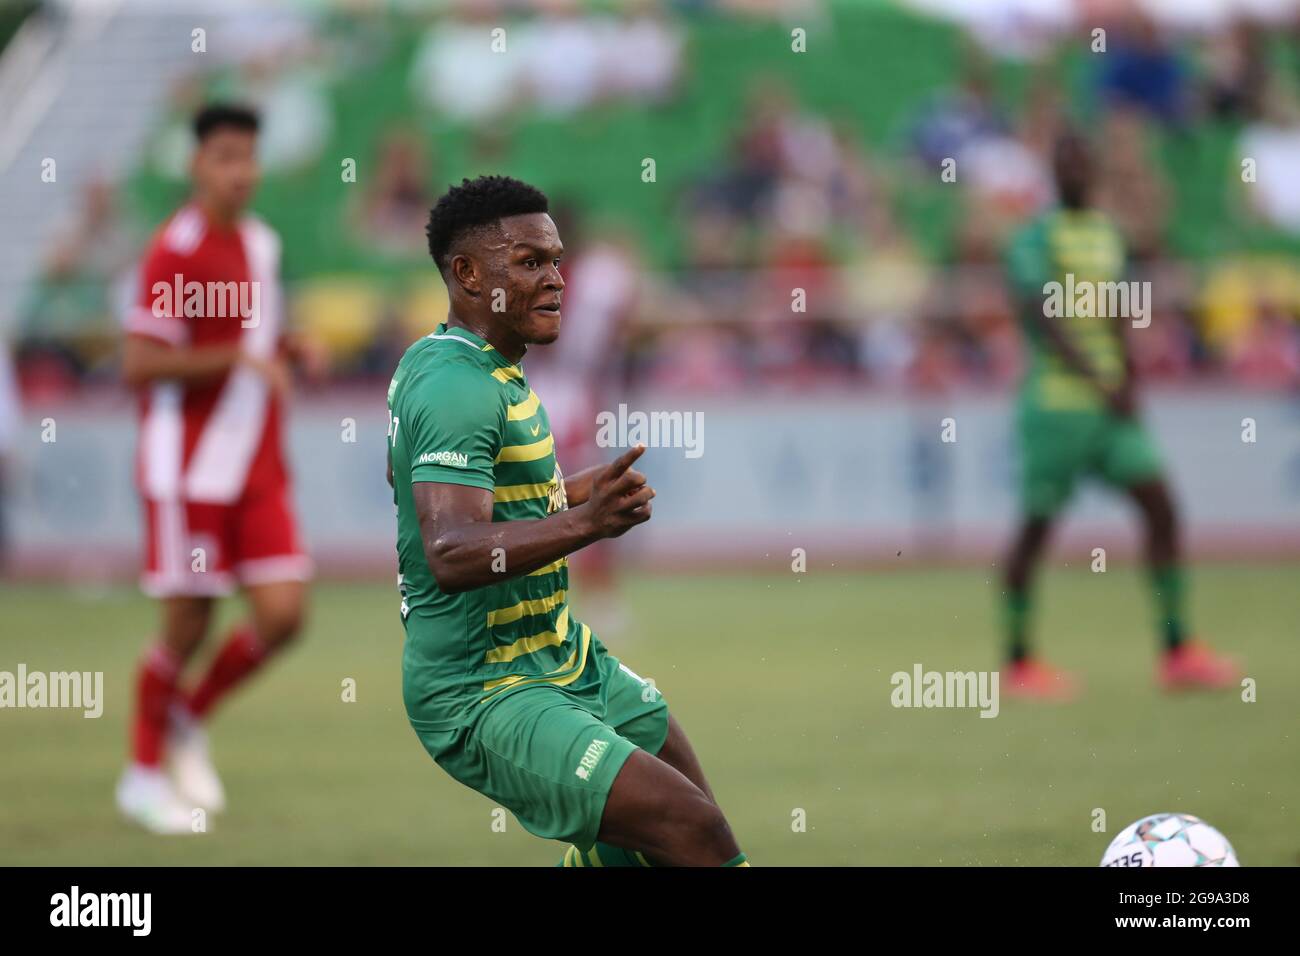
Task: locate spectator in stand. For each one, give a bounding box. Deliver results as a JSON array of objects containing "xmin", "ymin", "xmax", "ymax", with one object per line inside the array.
[
  {"xmin": 1235, "ymin": 72, "xmax": 1300, "ymax": 235},
  {"xmin": 349, "ymin": 128, "xmax": 435, "ymax": 261},
  {"xmin": 1202, "ymin": 18, "xmax": 1268, "ymax": 121},
  {"xmin": 1229, "ymin": 300, "xmax": 1300, "ymax": 388},
  {"xmin": 1095, "ymin": 106, "xmax": 1171, "ymax": 262},
  {"xmin": 908, "ymin": 47, "xmax": 1010, "ymax": 170},
  {"xmin": 1094, "ymin": 12, "xmax": 1190, "ymax": 127},
  {"xmin": 410, "ymin": 0, "xmax": 522, "ymax": 124},
  {"xmin": 18, "ymin": 177, "xmax": 142, "ymax": 388}
]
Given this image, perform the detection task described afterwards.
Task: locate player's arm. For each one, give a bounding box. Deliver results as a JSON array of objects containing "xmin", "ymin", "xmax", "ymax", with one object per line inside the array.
[
  {"xmin": 561, "ymin": 464, "xmax": 603, "ymax": 507},
  {"xmin": 1022, "ymin": 299, "xmax": 1106, "ymax": 389},
  {"xmin": 122, "ymin": 334, "xmax": 240, "ymax": 387},
  {"xmin": 1106, "ymin": 238, "xmax": 1140, "ymax": 418},
  {"xmin": 122, "ymin": 335, "xmax": 290, "ymax": 393},
  {"xmin": 1107, "ymin": 308, "xmax": 1138, "ymax": 418},
  {"xmin": 415, "ymin": 445, "xmax": 651, "ymax": 594}
]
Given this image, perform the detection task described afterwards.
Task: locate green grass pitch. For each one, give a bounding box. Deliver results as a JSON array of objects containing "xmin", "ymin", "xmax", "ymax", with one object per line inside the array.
[{"xmin": 1, "ymin": 563, "xmax": 1296, "ymax": 866}]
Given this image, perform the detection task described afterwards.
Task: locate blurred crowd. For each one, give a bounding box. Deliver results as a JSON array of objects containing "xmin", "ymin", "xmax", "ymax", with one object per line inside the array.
[{"xmin": 9, "ymin": 3, "xmax": 1300, "ymax": 403}]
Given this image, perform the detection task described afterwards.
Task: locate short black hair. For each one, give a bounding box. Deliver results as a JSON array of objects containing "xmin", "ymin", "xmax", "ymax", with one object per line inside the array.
[
  {"xmin": 193, "ymin": 103, "xmax": 260, "ymax": 142},
  {"xmin": 426, "ymin": 175, "xmax": 550, "ymax": 274}
]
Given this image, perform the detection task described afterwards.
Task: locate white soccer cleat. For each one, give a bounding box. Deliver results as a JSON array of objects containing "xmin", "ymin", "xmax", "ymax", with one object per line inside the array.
[
  {"xmin": 167, "ymin": 705, "xmax": 226, "ymax": 813},
  {"xmin": 115, "ymin": 764, "xmax": 199, "ymax": 835}
]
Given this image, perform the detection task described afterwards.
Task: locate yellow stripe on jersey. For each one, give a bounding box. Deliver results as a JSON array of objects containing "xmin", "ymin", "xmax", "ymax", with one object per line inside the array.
[
  {"xmin": 507, "ymin": 390, "xmax": 540, "ymax": 421},
  {"xmin": 491, "ymin": 366, "xmax": 524, "ymax": 384},
  {"xmin": 482, "ymin": 624, "xmax": 591, "ymax": 696},
  {"xmin": 486, "ymin": 589, "xmax": 566, "ymax": 628},
  {"xmin": 528, "ymin": 557, "xmax": 567, "ymax": 577},
  {"xmin": 483, "ymin": 606, "xmax": 570, "ymax": 664},
  {"xmin": 493, "ymin": 480, "xmax": 552, "ymax": 503},
  {"xmin": 496, "ymin": 433, "xmax": 553, "ymax": 463}
]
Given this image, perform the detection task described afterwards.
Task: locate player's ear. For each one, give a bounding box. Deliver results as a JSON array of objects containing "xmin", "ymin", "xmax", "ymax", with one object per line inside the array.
[{"xmin": 450, "ymin": 253, "xmax": 480, "ymax": 297}]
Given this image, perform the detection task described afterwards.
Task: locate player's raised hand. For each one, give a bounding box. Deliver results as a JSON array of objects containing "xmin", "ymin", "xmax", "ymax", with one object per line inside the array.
[{"xmin": 586, "ymin": 444, "xmax": 655, "ymax": 538}]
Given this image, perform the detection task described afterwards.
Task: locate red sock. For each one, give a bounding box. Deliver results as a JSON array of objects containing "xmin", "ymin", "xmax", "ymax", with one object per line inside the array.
[
  {"xmin": 184, "ymin": 625, "xmax": 269, "ymax": 720},
  {"xmin": 132, "ymin": 643, "xmax": 183, "ymax": 767}
]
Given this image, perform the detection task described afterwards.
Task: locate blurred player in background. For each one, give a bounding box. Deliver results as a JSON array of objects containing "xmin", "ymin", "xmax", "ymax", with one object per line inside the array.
[
  {"xmin": 117, "ymin": 104, "xmax": 312, "ymax": 833},
  {"xmin": 999, "ymin": 130, "xmax": 1239, "ymax": 700},
  {"xmin": 387, "ymin": 176, "xmax": 747, "ymax": 866}
]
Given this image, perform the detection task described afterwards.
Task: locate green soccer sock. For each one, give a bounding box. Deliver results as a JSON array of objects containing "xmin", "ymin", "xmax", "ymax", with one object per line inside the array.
[
  {"xmin": 723, "ymin": 852, "xmax": 749, "ymax": 867},
  {"xmin": 1004, "ymin": 588, "xmax": 1031, "ymax": 662},
  {"xmin": 1149, "ymin": 564, "xmax": 1187, "ymax": 650},
  {"xmin": 557, "ymin": 843, "xmax": 653, "ymax": 867}
]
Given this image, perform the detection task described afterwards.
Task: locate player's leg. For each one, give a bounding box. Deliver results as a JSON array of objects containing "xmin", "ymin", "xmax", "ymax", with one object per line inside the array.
[
  {"xmin": 598, "ymin": 657, "xmax": 716, "ymax": 796},
  {"xmin": 597, "ymin": 748, "xmax": 744, "ymax": 867},
  {"xmin": 1001, "ymin": 407, "xmax": 1082, "ymax": 699},
  {"xmin": 1125, "ymin": 476, "xmax": 1182, "ymax": 647},
  {"xmin": 118, "ymin": 593, "xmax": 218, "ymax": 834},
  {"xmin": 119, "ymin": 495, "xmax": 233, "ymax": 832},
  {"xmin": 426, "ymin": 679, "xmax": 747, "ymax": 868},
  {"xmin": 1122, "ymin": 475, "xmax": 1238, "ymax": 689},
  {"xmin": 1104, "ymin": 419, "xmax": 1237, "ymax": 688},
  {"xmin": 654, "ymin": 713, "xmax": 718, "ymax": 804},
  {"xmin": 183, "ymin": 579, "xmax": 307, "ymax": 719},
  {"xmin": 167, "ymin": 579, "xmax": 308, "ymax": 813},
  {"xmin": 589, "ymin": 651, "xmax": 742, "ymax": 865},
  {"xmin": 170, "ymin": 487, "xmax": 311, "ymax": 811},
  {"xmin": 559, "ymin": 657, "xmax": 730, "ymax": 865},
  {"xmin": 182, "ymin": 484, "xmax": 311, "ymax": 721},
  {"xmin": 130, "ymin": 594, "xmax": 214, "ymax": 768},
  {"xmin": 1003, "ymin": 513, "xmax": 1053, "ymax": 664}
]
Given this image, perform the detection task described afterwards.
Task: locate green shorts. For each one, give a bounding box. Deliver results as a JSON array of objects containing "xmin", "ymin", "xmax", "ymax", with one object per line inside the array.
[
  {"xmin": 411, "ymin": 635, "xmax": 669, "ymax": 850},
  {"xmin": 1017, "ymin": 406, "xmax": 1164, "ymax": 517}
]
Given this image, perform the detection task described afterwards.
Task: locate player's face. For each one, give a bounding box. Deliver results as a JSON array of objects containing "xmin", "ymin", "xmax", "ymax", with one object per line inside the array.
[
  {"xmin": 1053, "ymin": 138, "xmax": 1092, "ymax": 209},
  {"xmin": 192, "ymin": 128, "xmax": 260, "ymax": 215},
  {"xmin": 489, "ymin": 213, "xmax": 565, "ymax": 346}
]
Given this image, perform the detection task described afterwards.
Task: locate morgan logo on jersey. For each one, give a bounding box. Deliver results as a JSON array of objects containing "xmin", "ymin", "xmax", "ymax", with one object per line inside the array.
[{"xmin": 418, "ymin": 450, "xmax": 469, "ymax": 468}]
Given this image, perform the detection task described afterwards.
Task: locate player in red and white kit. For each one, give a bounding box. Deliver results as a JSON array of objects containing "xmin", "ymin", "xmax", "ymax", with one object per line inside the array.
[{"xmin": 117, "ymin": 104, "xmax": 312, "ymax": 833}]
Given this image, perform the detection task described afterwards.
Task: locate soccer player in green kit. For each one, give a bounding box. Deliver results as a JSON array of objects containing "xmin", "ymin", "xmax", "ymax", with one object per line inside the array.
[
  {"xmin": 1000, "ymin": 131, "xmax": 1239, "ymax": 699},
  {"xmin": 387, "ymin": 176, "xmax": 747, "ymax": 866}
]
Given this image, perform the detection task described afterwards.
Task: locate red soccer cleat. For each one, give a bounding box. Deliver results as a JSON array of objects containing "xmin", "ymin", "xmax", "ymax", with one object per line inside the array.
[
  {"xmin": 1003, "ymin": 658, "xmax": 1081, "ymax": 702},
  {"xmin": 1158, "ymin": 641, "xmax": 1241, "ymax": 692}
]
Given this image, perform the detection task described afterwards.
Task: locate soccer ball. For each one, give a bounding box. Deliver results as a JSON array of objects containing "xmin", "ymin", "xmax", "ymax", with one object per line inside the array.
[{"xmin": 1100, "ymin": 812, "xmax": 1239, "ymax": 867}]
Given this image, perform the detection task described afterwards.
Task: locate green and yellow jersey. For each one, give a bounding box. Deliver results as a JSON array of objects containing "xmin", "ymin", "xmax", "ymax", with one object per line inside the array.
[
  {"xmin": 387, "ymin": 323, "xmax": 596, "ymax": 729},
  {"xmin": 1005, "ymin": 208, "xmax": 1128, "ymax": 411}
]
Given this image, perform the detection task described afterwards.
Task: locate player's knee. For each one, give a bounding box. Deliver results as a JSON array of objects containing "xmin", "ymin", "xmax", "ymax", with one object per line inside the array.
[
  {"xmin": 659, "ymin": 788, "xmax": 734, "ymax": 862},
  {"xmin": 162, "ymin": 628, "xmax": 205, "ymax": 661},
  {"xmin": 1141, "ymin": 488, "xmax": 1176, "ymax": 537},
  {"xmin": 162, "ymin": 602, "xmax": 211, "ymax": 659},
  {"xmin": 257, "ymin": 604, "xmax": 306, "ymax": 649}
]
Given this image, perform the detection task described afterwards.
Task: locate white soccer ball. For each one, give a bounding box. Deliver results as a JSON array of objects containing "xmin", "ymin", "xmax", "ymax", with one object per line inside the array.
[{"xmin": 1100, "ymin": 812, "xmax": 1239, "ymax": 867}]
